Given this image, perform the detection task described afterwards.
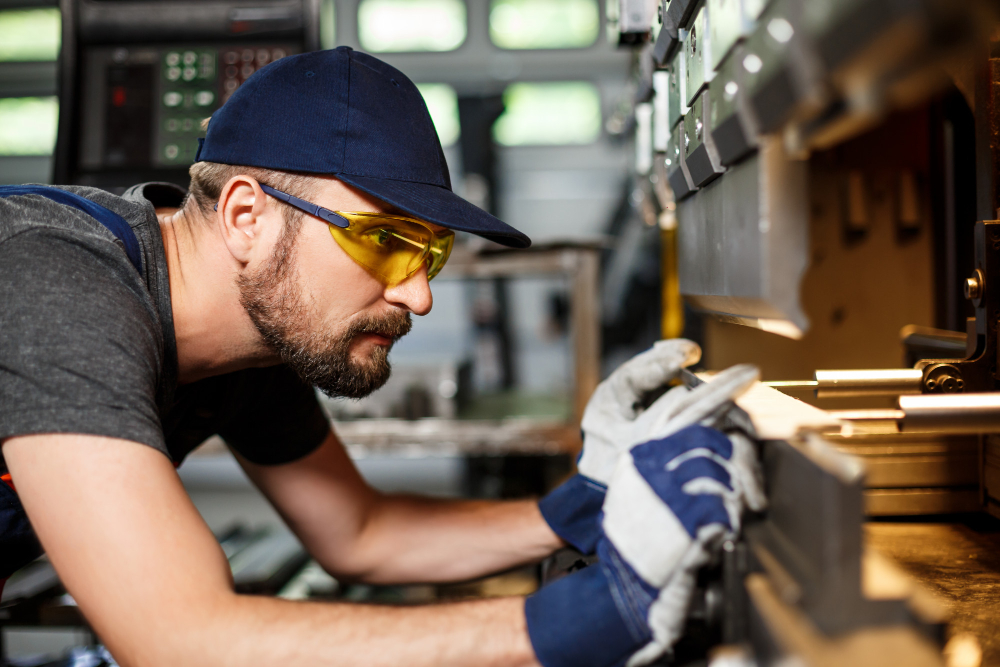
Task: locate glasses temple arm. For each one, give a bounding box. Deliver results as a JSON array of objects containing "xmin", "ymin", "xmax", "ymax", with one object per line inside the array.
[{"xmin": 258, "ymin": 184, "xmax": 350, "ymax": 228}]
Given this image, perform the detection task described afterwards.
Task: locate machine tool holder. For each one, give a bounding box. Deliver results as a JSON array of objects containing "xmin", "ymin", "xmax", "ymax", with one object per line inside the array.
[{"xmin": 917, "ymin": 219, "xmax": 1000, "ymax": 393}]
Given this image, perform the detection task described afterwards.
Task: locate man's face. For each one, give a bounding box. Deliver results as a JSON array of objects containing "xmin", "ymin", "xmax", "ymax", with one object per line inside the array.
[{"xmin": 236, "ymin": 177, "xmax": 434, "ymax": 398}]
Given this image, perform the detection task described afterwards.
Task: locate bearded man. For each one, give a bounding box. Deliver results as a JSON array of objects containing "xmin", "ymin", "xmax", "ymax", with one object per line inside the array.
[{"xmin": 0, "ymin": 47, "xmax": 762, "ymax": 667}]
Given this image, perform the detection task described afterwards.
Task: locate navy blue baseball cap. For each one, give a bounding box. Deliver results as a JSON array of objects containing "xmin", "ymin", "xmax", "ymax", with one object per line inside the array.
[{"xmin": 195, "ymin": 47, "xmax": 530, "ymax": 249}]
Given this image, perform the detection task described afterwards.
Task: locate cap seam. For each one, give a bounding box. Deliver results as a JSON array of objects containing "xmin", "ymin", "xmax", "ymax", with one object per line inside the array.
[{"xmin": 349, "ymin": 56, "xmax": 445, "ymax": 181}]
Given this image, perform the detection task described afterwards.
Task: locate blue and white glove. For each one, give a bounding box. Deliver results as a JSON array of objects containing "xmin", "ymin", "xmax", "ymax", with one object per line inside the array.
[
  {"xmin": 539, "ymin": 344, "xmax": 759, "ymax": 554},
  {"xmin": 539, "ymin": 339, "xmax": 700, "ymax": 553},
  {"xmin": 526, "ymin": 425, "xmax": 765, "ymax": 667}
]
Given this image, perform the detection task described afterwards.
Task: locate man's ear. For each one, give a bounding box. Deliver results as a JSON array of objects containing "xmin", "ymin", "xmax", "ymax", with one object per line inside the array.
[{"xmin": 216, "ymin": 175, "xmax": 269, "ymax": 264}]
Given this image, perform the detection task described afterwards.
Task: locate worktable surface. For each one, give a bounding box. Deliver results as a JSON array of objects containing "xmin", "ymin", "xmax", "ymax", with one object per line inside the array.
[{"xmin": 866, "ymin": 516, "xmax": 1000, "ymax": 666}]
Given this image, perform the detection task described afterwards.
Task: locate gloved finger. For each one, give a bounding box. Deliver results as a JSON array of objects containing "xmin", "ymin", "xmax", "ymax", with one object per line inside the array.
[
  {"xmin": 630, "ymin": 423, "xmax": 735, "ymax": 466},
  {"xmin": 630, "ymin": 384, "xmax": 690, "ymax": 435},
  {"xmin": 670, "ymin": 457, "xmax": 733, "ymax": 491},
  {"xmin": 631, "ymin": 444, "xmax": 733, "ymax": 496},
  {"xmin": 605, "ymin": 339, "xmax": 701, "ymax": 417},
  {"xmin": 646, "ymin": 363, "xmax": 760, "ymax": 437},
  {"xmin": 728, "ymin": 431, "xmax": 768, "ymax": 512}
]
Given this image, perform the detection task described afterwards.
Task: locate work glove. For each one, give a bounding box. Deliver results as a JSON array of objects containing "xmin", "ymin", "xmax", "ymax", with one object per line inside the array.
[
  {"xmin": 539, "ymin": 339, "xmax": 700, "ymax": 553},
  {"xmin": 539, "ymin": 342, "xmax": 760, "ymax": 554},
  {"xmin": 525, "ymin": 425, "xmax": 766, "ymax": 667}
]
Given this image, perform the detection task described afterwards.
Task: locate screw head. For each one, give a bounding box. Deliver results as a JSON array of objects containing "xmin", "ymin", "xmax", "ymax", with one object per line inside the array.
[{"xmin": 965, "ymin": 270, "xmax": 984, "ymax": 300}]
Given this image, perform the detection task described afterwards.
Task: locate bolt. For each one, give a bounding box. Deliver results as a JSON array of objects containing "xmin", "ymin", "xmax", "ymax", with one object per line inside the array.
[{"xmin": 966, "ymin": 270, "xmax": 984, "ymax": 300}]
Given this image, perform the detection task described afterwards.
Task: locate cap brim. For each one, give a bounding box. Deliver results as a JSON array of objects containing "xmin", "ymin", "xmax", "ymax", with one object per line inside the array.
[{"xmin": 335, "ymin": 174, "xmax": 531, "ymax": 249}]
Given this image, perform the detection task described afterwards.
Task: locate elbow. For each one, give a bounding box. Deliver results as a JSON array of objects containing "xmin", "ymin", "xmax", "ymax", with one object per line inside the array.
[{"xmin": 312, "ymin": 546, "xmax": 384, "ymax": 584}]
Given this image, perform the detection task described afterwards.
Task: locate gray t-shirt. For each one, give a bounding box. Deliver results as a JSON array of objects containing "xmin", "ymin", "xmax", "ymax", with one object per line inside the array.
[{"xmin": 0, "ymin": 183, "xmax": 329, "ymax": 470}]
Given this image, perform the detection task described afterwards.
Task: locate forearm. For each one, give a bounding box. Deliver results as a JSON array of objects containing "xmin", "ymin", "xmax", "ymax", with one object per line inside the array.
[
  {"xmin": 321, "ymin": 496, "xmax": 565, "ymax": 584},
  {"xmin": 120, "ymin": 592, "xmax": 538, "ymax": 667}
]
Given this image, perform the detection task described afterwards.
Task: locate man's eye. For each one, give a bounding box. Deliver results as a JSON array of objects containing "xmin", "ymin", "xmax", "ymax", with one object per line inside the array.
[{"xmin": 364, "ymin": 228, "xmax": 395, "ymax": 248}]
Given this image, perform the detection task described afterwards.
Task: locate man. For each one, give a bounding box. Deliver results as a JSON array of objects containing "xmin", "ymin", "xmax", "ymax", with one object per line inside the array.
[{"xmin": 0, "ymin": 47, "xmax": 761, "ymax": 666}]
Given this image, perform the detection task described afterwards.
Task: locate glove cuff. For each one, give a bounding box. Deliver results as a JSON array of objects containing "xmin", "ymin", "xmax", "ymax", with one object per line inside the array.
[
  {"xmin": 525, "ymin": 561, "xmax": 648, "ymax": 667},
  {"xmin": 538, "ymin": 474, "xmax": 607, "ymax": 554}
]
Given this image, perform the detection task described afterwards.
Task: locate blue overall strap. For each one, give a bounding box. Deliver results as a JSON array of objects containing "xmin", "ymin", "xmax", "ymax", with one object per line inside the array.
[{"xmin": 0, "ymin": 185, "xmax": 143, "ymax": 274}]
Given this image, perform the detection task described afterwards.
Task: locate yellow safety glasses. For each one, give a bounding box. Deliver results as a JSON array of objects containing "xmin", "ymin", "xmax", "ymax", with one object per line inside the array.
[
  {"xmin": 258, "ymin": 184, "xmax": 455, "ymax": 285},
  {"xmin": 327, "ymin": 211, "xmax": 454, "ymax": 284}
]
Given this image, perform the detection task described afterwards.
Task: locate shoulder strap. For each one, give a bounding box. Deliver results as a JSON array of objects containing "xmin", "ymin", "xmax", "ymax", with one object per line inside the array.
[{"xmin": 0, "ymin": 185, "xmax": 143, "ymax": 274}]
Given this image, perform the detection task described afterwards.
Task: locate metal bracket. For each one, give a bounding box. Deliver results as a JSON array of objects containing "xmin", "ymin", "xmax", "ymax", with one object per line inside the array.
[{"xmin": 917, "ymin": 220, "xmax": 1000, "ymax": 393}]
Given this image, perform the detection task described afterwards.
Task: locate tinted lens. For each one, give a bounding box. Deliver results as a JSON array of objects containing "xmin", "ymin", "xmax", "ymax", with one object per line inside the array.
[
  {"xmin": 426, "ymin": 232, "xmax": 454, "ymax": 280},
  {"xmin": 329, "ymin": 214, "xmax": 453, "ymax": 285}
]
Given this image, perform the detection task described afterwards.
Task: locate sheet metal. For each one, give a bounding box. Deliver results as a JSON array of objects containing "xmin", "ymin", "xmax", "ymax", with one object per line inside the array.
[{"xmin": 677, "ymin": 136, "xmax": 810, "ymax": 335}]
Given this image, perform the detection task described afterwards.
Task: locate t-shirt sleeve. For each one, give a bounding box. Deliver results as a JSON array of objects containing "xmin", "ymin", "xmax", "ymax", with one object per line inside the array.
[
  {"xmin": 0, "ymin": 229, "xmax": 168, "ymax": 456},
  {"xmin": 217, "ymin": 365, "xmax": 330, "ymax": 466}
]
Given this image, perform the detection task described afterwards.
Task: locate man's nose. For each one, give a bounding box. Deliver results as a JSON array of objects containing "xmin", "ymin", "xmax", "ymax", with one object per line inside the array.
[{"xmin": 383, "ymin": 264, "xmax": 433, "ymax": 315}]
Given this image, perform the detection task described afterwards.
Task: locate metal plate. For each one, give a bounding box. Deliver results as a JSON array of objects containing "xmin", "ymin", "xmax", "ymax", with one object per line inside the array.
[
  {"xmin": 677, "ymin": 136, "xmax": 808, "ymax": 331},
  {"xmin": 685, "ymin": 90, "xmax": 726, "ymax": 186},
  {"xmin": 668, "ymin": 46, "xmax": 688, "ymax": 128},
  {"xmin": 666, "ymin": 126, "xmax": 697, "ymax": 200},
  {"xmin": 708, "ymin": 0, "xmax": 745, "ymax": 71},
  {"xmin": 665, "ymin": 0, "xmax": 699, "ymax": 35},
  {"xmin": 865, "ymin": 489, "xmax": 981, "ymax": 516},
  {"xmin": 710, "ymin": 46, "xmax": 757, "ymax": 165},
  {"xmin": 739, "ymin": 0, "xmax": 799, "ymax": 134},
  {"xmin": 685, "ymin": 6, "xmax": 708, "ymax": 106}
]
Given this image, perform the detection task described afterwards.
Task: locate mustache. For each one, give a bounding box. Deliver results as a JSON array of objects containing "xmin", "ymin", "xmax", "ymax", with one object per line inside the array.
[{"xmin": 345, "ymin": 311, "xmax": 413, "ymax": 342}]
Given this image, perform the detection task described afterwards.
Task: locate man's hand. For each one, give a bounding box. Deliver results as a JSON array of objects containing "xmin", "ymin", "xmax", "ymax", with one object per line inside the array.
[
  {"xmin": 602, "ymin": 425, "xmax": 765, "ymax": 666},
  {"xmin": 524, "ymin": 425, "xmax": 765, "ymax": 667},
  {"xmin": 539, "ymin": 344, "xmax": 759, "ymax": 555},
  {"xmin": 538, "ymin": 340, "xmax": 700, "ymax": 553},
  {"xmin": 2, "ymin": 434, "xmax": 541, "ymax": 667}
]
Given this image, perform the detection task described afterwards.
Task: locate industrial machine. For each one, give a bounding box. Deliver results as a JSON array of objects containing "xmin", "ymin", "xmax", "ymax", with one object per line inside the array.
[
  {"xmin": 8, "ymin": 0, "xmax": 1000, "ymax": 664},
  {"xmin": 612, "ymin": 0, "xmax": 1000, "ymax": 663},
  {"xmin": 53, "ymin": 0, "xmax": 320, "ymax": 190}
]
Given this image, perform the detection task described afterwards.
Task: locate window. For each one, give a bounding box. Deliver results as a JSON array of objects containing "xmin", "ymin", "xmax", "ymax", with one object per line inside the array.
[
  {"xmin": 319, "ymin": 0, "xmax": 336, "ymax": 49},
  {"xmin": 0, "ymin": 97, "xmax": 58, "ymax": 155},
  {"xmin": 493, "ymin": 82, "xmax": 601, "ymax": 146},
  {"xmin": 416, "ymin": 83, "xmax": 460, "ymax": 147},
  {"xmin": 0, "ymin": 8, "xmax": 60, "ymax": 61},
  {"xmin": 358, "ymin": 0, "xmax": 466, "ymax": 53},
  {"xmin": 489, "ymin": 0, "xmax": 599, "ymax": 50}
]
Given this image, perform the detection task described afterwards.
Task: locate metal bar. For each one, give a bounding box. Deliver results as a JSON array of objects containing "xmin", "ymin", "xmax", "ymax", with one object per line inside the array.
[
  {"xmin": 766, "ymin": 370, "xmax": 923, "ymax": 396},
  {"xmin": 814, "ymin": 369, "xmax": 923, "ymax": 391},
  {"xmin": 764, "ymin": 380, "xmax": 819, "ymax": 388},
  {"xmin": 899, "ymin": 393, "xmax": 1000, "ymax": 433},
  {"xmin": 827, "ymin": 410, "xmax": 906, "ymax": 422}
]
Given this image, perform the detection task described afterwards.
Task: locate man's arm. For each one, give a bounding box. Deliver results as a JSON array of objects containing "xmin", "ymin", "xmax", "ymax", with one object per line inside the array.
[
  {"xmin": 2, "ymin": 434, "xmax": 540, "ymax": 667},
  {"xmin": 236, "ymin": 430, "xmax": 566, "ymax": 584}
]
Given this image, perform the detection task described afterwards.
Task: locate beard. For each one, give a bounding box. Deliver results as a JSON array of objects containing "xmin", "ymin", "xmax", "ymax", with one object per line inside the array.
[{"xmin": 237, "ymin": 224, "xmax": 412, "ymax": 399}]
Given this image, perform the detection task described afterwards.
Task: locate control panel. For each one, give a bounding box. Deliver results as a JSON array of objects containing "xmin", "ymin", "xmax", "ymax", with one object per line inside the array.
[
  {"xmin": 55, "ymin": 0, "xmax": 319, "ymax": 189},
  {"xmin": 77, "ymin": 42, "xmax": 298, "ymax": 175}
]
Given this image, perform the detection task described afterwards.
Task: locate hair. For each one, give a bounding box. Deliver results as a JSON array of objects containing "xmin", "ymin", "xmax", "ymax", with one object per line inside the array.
[
  {"xmin": 184, "ymin": 116, "xmax": 320, "ymax": 228},
  {"xmin": 185, "ymin": 161, "xmax": 318, "ymax": 224}
]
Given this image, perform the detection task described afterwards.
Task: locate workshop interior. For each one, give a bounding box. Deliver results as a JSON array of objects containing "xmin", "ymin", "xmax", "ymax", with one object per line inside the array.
[{"xmin": 5, "ymin": 0, "xmax": 1000, "ymax": 664}]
